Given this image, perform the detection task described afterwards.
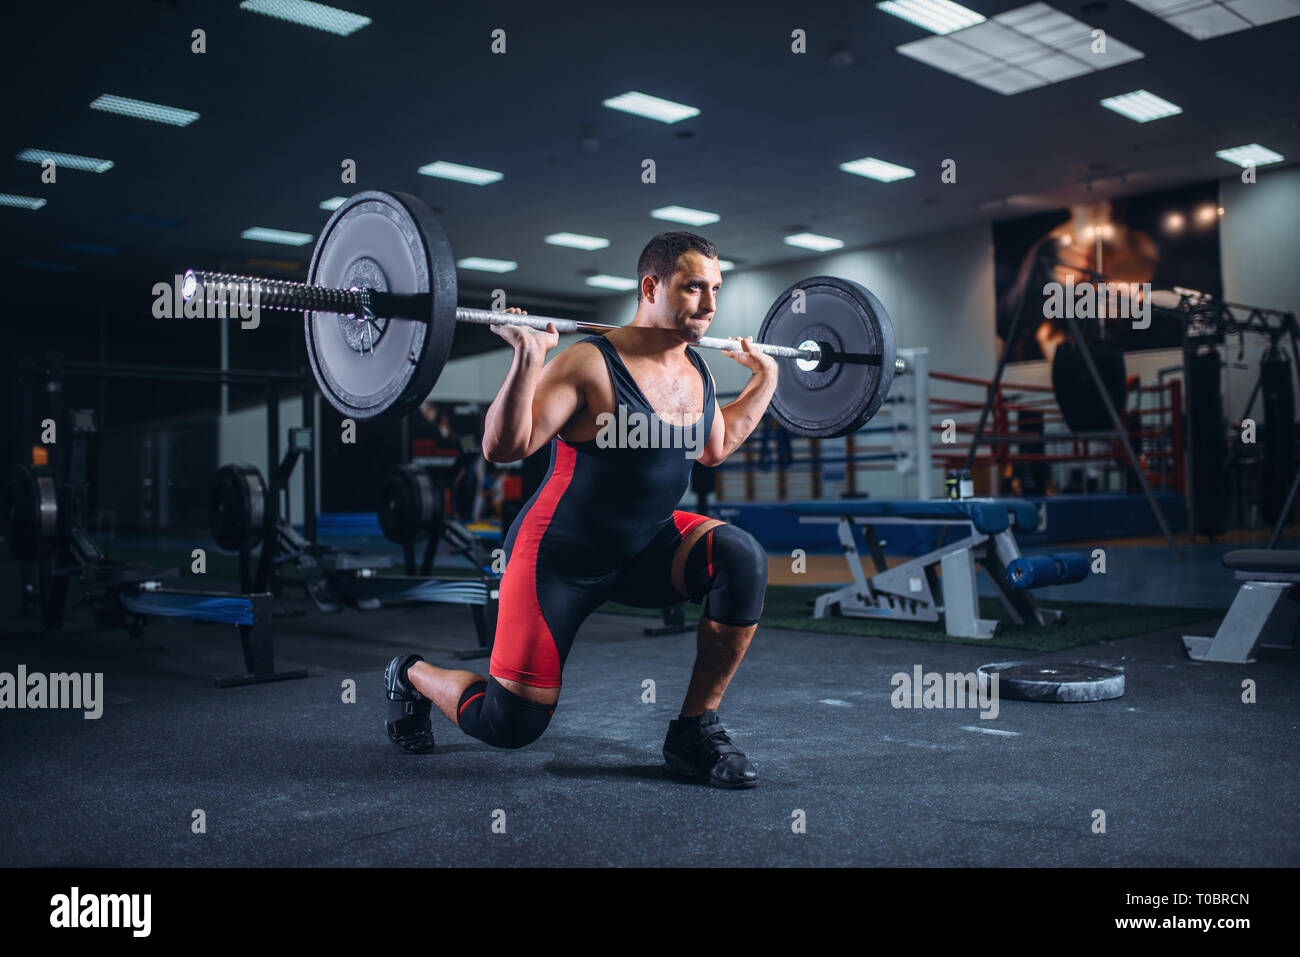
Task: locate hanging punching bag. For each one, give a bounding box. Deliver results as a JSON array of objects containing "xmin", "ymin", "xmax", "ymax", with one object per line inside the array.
[{"xmin": 1052, "ymin": 337, "xmax": 1128, "ymax": 433}]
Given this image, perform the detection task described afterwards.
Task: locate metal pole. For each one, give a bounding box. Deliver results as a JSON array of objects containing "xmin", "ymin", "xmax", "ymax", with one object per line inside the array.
[
  {"xmin": 963, "ymin": 256, "xmax": 1045, "ymax": 473},
  {"xmin": 1059, "ymin": 308, "xmax": 1181, "ymax": 559},
  {"xmin": 912, "ymin": 348, "xmax": 932, "ymax": 500},
  {"xmin": 48, "ymin": 354, "xmax": 65, "ymax": 486},
  {"xmin": 937, "ymin": 257, "xmax": 1041, "ymax": 549},
  {"xmin": 1181, "ymin": 320, "xmax": 1198, "ymax": 540},
  {"xmin": 302, "ymin": 378, "xmax": 316, "ymax": 544},
  {"xmin": 265, "ymin": 387, "xmax": 280, "ymax": 594}
]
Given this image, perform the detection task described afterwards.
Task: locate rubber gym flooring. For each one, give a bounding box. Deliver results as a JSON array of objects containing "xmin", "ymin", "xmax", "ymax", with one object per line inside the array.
[{"xmin": 1, "ymin": 535, "xmax": 1296, "ymax": 867}]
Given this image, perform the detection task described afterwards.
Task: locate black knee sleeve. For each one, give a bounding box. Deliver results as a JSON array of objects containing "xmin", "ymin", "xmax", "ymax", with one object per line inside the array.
[
  {"xmin": 456, "ymin": 677, "xmax": 554, "ymax": 749},
  {"xmin": 683, "ymin": 524, "xmax": 767, "ymax": 626}
]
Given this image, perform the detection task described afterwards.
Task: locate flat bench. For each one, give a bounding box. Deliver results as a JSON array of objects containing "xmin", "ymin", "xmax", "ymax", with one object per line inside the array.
[
  {"xmin": 1182, "ymin": 549, "xmax": 1300, "ymax": 663},
  {"xmin": 788, "ymin": 498, "xmax": 1067, "ymax": 639}
]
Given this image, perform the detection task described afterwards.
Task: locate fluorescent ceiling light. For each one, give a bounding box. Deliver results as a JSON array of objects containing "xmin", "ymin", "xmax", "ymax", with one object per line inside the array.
[
  {"xmin": 784, "ymin": 233, "xmax": 844, "ymax": 252},
  {"xmin": 319, "ymin": 196, "xmax": 346, "ymax": 210},
  {"xmin": 239, "ymin": 0, "xmax": 371, "ymax": 35},
  {"xmin": 418, "ymin": 161, "xmax": 504, "ymax": 185},
  {"xmin": 1123, "ymin": 0, "xmax": 1299, "ymax": 40},
  {"xmin": 89, "ymin": 94, "xmax": 199, "ymax": 126},
  {"xmin": 841, "ymin": 156, "xmax": 917, "ymax": 181},
  {"xmin": 897, "ymin": 3, "xmax": 1143, "ymax": 95},
  {"xmin": 241, "ymin": 227, "xmax": 314, "ymax": 246},
  {"xmin": 17, "ymin": 149, "xmax": 113, "ymax": 173},
  {"xmin": 651, "ymin": 206, "xmax": 720, "ymax": 226},
  {"xmin": 457, "ymin": 257, "xmax": 517, "ymax": 273},
  {"xmin": 0, "ymin": 193, "xmax": 47, "ymax": 209},
  {"xmin": 877, "ymin": 0, "xmax": 987, "ymax": 34},
  {"xmin": 545, "ymin": 232, "xmax": 610, "ymax": 250},
  {"xmin": 718, "ymin": 260, "xmax": 735, "ymax": 271},
  {"xmin": 603, "ymin": 91, "xmax": 700, "ymax": 124},
  {"xmin": 1215, "ymin": 143, "xmax": 1285, "ymax": 167},
  {"xmin": 1100, "ymin": 89, "xmax": 1182, "ymax": 122},
  {"xmin": 586, "ymin": 275, "xmax": 639, "ymax": 291}
]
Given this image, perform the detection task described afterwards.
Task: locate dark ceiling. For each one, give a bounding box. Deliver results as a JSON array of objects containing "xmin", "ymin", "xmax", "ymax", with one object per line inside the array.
[{"xmin": 3, "ymin": 0, "xmax": 1298, "ymax": 314}]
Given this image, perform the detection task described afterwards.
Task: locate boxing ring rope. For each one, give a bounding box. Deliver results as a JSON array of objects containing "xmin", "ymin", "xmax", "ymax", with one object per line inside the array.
[{"xmin": 710, "ymin": 351, "xmax": 1182, "ymax": 503}]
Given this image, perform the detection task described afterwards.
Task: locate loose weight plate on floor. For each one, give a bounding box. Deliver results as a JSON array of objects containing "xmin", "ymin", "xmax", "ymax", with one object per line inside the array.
[
  {"xmin": 757, "ymin": 276, "xmax": 897, "ymax": 438},
  {"xmin": 977, "ymin": 661, "xmax": 1125, "ymax": 702},
  {"xmin": 305, "ymin": 190, "xmax": 458, "ymax": 420}
]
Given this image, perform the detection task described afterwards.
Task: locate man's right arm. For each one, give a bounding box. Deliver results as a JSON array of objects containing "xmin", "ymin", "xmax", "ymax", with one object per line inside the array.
[{"xmin": 482, "ymin": 333, "xmax": 587, "ymax": 463}]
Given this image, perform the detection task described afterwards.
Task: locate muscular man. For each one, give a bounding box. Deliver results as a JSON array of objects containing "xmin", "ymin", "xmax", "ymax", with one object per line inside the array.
[{"xmin": 384, "ymin": 232, "xmax": 776, "ymax": 788}]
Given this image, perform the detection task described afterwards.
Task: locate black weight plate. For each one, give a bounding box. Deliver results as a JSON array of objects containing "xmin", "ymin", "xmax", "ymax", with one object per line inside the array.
[
  {"xmin": 5, "ymin": 466, "xmax": 61, "ymax": 561},
  {"xmin": 209, "ymin": 464, "xmax": 265, "ymax": 552},
  {"xmin": 305, "ymin": 190, "xmax": 457, "ymax": 421},
  {"xmin": 977, "ymin": 661, "xmax": 1125, "ymax": 703},
  {"xmin": 757, "ymin": 276, "xmax": 897, "ymax": 438},
  {"xmin": 1051, "ymin": 337, "xmax": 1127, "ymax": 433},
  {"xmin": 378, "ymin": 465, "xmax": 443, "ymax": 544}
]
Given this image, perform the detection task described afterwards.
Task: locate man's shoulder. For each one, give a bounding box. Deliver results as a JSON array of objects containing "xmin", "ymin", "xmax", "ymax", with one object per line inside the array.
[
  {"xmin": 558, "ymin": 338, "xmax": 604, "ymax": 364},
  {"xmin": 545, "ymin": 338, "xmax": 605, "ymax": 384}
]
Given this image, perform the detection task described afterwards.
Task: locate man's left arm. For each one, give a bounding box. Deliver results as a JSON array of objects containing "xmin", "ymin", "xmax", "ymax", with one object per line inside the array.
[{"xmin": 696, "ymin": 337, "xmax": 778, "ymax": 466}]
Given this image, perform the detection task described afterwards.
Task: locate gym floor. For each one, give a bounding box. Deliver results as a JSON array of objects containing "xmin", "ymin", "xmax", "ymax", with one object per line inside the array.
[{"xmin": 2, "ymin": 533, "xmax": 1295, "ymax": 867}]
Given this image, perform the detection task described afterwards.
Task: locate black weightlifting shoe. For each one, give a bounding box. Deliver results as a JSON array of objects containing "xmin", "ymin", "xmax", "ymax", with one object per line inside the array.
[
  {"xmin": 384, "ymin": 654, "xmax": 436, "ymax": 754},
  {"xmin": 662, "ymin": 710, "xmax": 758, "ymax": 789}
]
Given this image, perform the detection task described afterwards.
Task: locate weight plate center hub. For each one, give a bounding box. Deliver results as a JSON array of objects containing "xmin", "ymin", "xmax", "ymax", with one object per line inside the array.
[{"xmin": 340, "ymin": 255, "xmax": 389, "ymax": 353}]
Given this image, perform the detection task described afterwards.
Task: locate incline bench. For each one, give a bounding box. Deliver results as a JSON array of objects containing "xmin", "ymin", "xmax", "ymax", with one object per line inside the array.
[
  {"xmin": 1183, "ymin": 549, "xmax": 1300, "ymax": 664},
  {"xmin": 788, "ymin": 498, "xmax": 1065, "ymax": 639}
]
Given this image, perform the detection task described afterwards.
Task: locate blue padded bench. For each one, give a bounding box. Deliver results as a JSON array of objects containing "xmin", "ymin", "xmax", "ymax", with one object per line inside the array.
[{"xmin": 787, "ymin": 498, "xmax": 1064, "ymax": 640}]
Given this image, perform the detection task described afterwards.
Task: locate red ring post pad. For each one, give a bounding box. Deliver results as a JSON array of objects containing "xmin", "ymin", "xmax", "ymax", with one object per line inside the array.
[{"xmin": 1006, "ymin": 552, "xmax": 1088, "ymax": 589}]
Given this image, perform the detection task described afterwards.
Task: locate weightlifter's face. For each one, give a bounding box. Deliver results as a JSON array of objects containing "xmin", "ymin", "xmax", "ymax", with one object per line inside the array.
[{"xmin": 660, "ymin": 250, "xmax": 722, "ymax": 343}]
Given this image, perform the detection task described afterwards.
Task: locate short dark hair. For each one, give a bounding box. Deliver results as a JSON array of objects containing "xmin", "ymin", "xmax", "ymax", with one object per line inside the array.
[{"xmin": 636, "ymin": 232, "xmax": 718, "ymax": 300}]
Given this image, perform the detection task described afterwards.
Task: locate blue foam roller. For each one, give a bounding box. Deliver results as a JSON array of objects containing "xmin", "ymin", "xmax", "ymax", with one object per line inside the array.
[
  {"xmin": 1049, "ymin": 551, "xmax": 1088, "ymax": 584},
  {"xmin": 1006, "ymin": 555, "xmax": 1059, "ymax": 589},
  {"xmin": 1007, "ymin": 552, "xmax": 1089, "ymax": 588}
]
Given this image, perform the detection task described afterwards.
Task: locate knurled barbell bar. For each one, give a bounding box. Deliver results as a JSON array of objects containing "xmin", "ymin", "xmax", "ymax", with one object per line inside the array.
[{"xmin": 182, "ymin": 189, "xmax": 902, "ymax": 438}]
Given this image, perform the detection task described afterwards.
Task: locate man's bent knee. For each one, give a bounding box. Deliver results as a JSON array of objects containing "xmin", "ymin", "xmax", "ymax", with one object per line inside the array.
[
  {"xmin": 495, "ymin": 676, "xmax": 560, "ymax": 705},
  {"xmin": 685, "ymin": 524, "xmax": 768, "ymax": 627},
  {"xmin": 456, "ymin": 676, "xmax": 555, "ymax": 749}
]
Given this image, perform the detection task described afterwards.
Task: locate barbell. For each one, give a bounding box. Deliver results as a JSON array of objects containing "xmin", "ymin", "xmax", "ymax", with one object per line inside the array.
[{"xmin": 183, "ymin": 189, "xmax": 901, "ymax": 439}]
